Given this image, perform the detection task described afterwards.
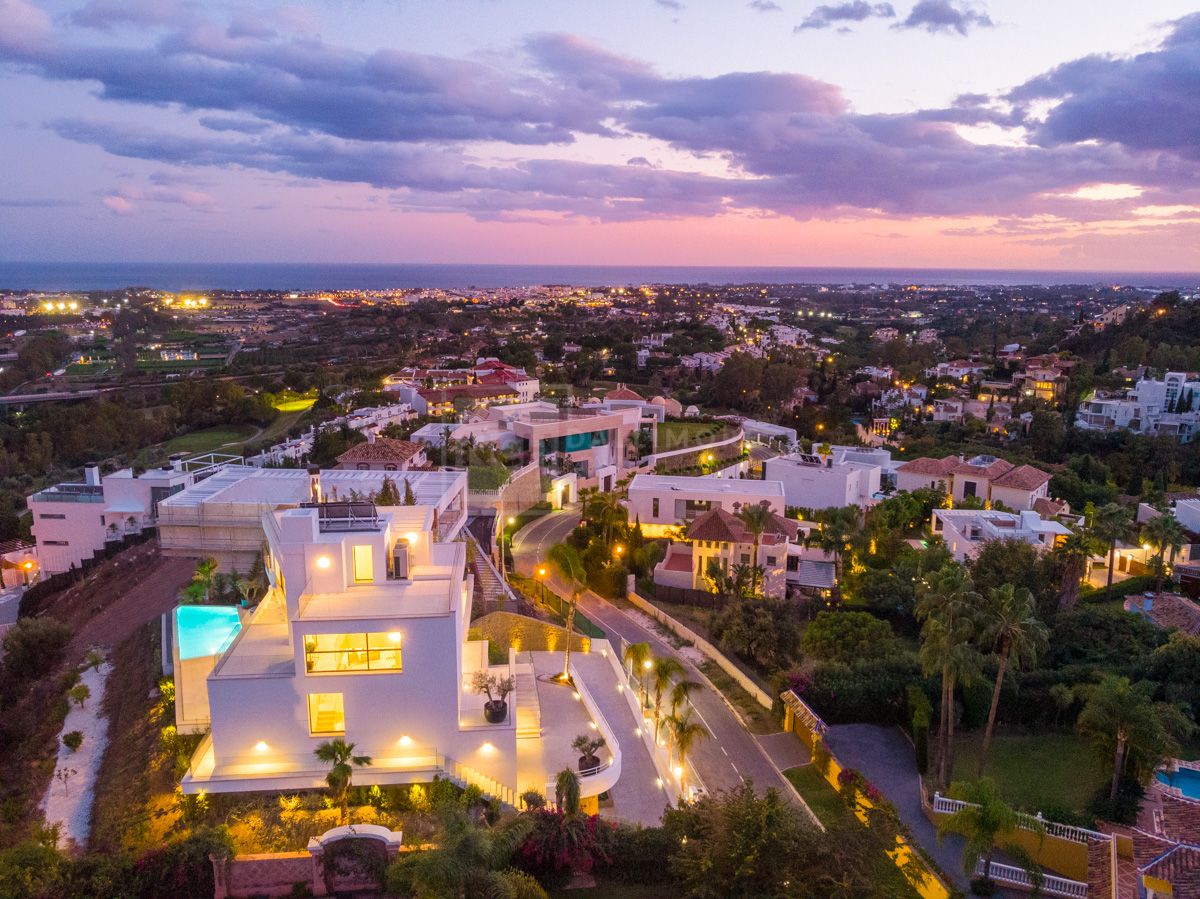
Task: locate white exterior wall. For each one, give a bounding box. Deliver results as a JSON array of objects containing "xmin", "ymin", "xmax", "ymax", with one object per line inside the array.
[
  {"xmin": 762, "ymin": 457, "xmax": 880, "ymax": 510},
  {"xmin": 990, "ymin": 481, "xmax": 1048, "ymax": 511},
  {"xmin": 895, "ymin": 470, "xmax": 949, "ymax": 495},
  {"xmin": 30, "ymin": 498, "xmax": 107, "ymax": 573},
  {"xmin": 626, "ymin": 475, "xmax": 784, "ymax": 533}
]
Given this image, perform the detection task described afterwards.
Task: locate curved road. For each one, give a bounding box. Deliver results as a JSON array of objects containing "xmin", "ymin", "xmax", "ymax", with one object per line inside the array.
[{"xmin": 511, "ymin": 510, "xmax": 802, "ymax": 804}]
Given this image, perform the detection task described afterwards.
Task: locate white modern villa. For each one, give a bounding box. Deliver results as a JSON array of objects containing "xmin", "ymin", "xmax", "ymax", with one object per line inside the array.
[{"xmin": 167, "ymin": 466, "xmax": 634, "ymax": 813}]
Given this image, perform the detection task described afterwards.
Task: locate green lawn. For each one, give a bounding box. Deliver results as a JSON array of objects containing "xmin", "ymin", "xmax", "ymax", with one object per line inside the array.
[
  {"xmin": 656, "ymin": 420, "xmax": 725, "ymax": 451},
  {"xmin": 161, "ymin": 424, "xmax": 259, "ymax": 455},
  {"xmin": 783, "ymin": 765, "xmax": 921, "ymax": 897},
  {"xmin": 953, "ymin": 731, "xmax": 1108, "ymax": 818}
]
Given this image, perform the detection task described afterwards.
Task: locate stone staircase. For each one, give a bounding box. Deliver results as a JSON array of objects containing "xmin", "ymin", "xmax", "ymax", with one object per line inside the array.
[
  {"xmin": 515, "ymin": 665, "xmax": 542, "ymax": 740},
  {"xmin": 465, "ymin": 531, "xmax": 510, "ymax": 614}
]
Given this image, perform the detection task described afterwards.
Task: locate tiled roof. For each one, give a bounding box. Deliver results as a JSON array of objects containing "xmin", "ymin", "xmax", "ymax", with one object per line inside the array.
[
  {"xmin": 605, "ymin": 384, "xmax": 645, "ymax": 401},
  {"xmin": 1138, "ymin": 593, "xmax": 1200, "ymax": 636},
  {"xmin": 685, "ymin": 507, "xmax": 798, "ymax": 544},
  {"xmin": 1033, "ymin": 497, "xmax": 1069, "ymax": 518},
  {"xmin": 336, "ymin": 438, "xmax": 425, "ymax": 465},
  {"xmin": 1135, "ymin": 829, "xmax": 1200, "ymax": 896},
  {"xmin": 0, "ymin": 538, "xmax": 34, "ymax": 555},
  {"xmin": 1162, "ymin": 793, "xmax": 1200, "ymax": 843},
  {"xmin": 952, "ymin": 457, "xmax": 1014, "ymax": 479},
  {"xmin": 896, "ymin": 456, "xmax": 958, "ymax": 476},
  {"xmin": 418, "ymin": 384, "xmax": 518, "ymax": 404},
  {"xmin": 992, "ymin": 463, "xmax": 1052, "ymax": 490}
]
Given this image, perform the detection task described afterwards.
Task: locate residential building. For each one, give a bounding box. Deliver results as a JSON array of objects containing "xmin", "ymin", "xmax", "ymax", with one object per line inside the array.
[
  {"xmin": 932, "ymin": 508, "xmax": 1071, "ymax": 561},
  {"xmin": 872, "ymin": 327, "xmax": 900, "ymax": 343},
  {"xmin": 157, "ymin": 467, "xmax": 468, "ymax": 572},
  {"xmin": 29, "ymin": 456, "xmax": 236, "ymax": 574},
  {"xmin": 626, "ymin": 474, "xmax": 785, "ymax": 538},
  {"xmin": 395, "ymin": 383, "xmax": 522, "ymax": 417},
  {"xmin": 895, "ymin": 454, "xmax": 1052, "ymax": 510},
  {"xmin": 1076, "ymin": 372, "xmax": 1200, "ymax": 442},
  {"xmin": 335, "ymin": 434, "xmax": 428, "ymax": 472},
  {"xmin": 762, "ymin": 450, "xmax": 882, "ymax": 510},
  {"xmin": 740, "ymin": 419, "xmax": 798, "ymax": 447}
]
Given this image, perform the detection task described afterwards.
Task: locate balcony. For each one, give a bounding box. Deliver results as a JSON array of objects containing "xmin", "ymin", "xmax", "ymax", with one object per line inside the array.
[
  {"xmin": 304, "ymin": 501, "xmax": 381, "ymax": 533},
  {"xmin": 30, "ymin": 484, "xmax": 105, "ymax": 504}
]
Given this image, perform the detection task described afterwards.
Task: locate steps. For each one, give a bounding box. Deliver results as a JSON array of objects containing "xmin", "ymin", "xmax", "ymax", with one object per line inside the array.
[
  {"xmin": 515, "ymin": 666, "xmax": 542, "ymax": 740},
  {"xmin": 465, "ymin": 529, "xmax": 511, "ymax": 615}
]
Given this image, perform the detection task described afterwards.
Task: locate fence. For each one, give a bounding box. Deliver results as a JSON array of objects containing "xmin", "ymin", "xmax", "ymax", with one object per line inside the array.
[
  {"xmin": 626, "ymin": 590, "xmax": 773, "ymax": 710},
  {"xmin": 973, "ymin": 860, "xmax": 1088, "ymax": 898},
  {"xmin": 930, "ymin": 793, "xmax": 1108, "ymax": 882},
  {"xmin": 19, "ymin": 529, "xmax": 156, "ymax": 618},
  {"xmin": 537, "ymin": 588, "xmax": 606, "ymax": 640}
]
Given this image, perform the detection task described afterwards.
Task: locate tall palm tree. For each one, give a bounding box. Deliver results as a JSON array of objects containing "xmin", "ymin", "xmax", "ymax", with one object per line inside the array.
[
  {"xmin": 736, "ymin": 502, "xmax": 775, "ymax": 596},
  {"xmin": 936, "ymin": 777, "xmax": 1043, "ymax": 889},
  {"xmin": 809, "ymin": 506, "xmax": 859, "ymax": 578},
  {"xmin": 666, "ymin": 710, "xmax": 709, "ymax": 794},
  {"xmin": 622, "ymin": 641, "xmax": 653, "ymax": 709},
  {"xmin": 669, "ymin": 678, "xmax": 702, "ymax": 721},
  {"xmin": 547, "ymin": 542, "xmax": 587, "ymax": 681},
  {"xmin": 650, "ymin": 657, "xmax": 685, "ymax": 742},
  {"xmin": 1142, "ymin": 513, "xmax": 1186, "ymax": 593},
  {"xmin": 583, "ymin": 489, "xmax": 625, "ymax": 548},
  {"xmin": 313, "ymin": 738, "xmax": 372, "ymax": 825},
  {"xmin": 1092, "ymin": 502, "xmax": 1133, "ymax": 591},
  {"xmin": 917, "ymin": 565, "xmax": 982, "ymax": 787},
  {"xmin": 975, "ymin": 584, "xmax": 1048, "ymax": 776},
  {"xmin": 1076, "ymin": 674, "xmax": 1195, "ymax": 800},
  {"xmin": 192, "ymin": 557, "xmax": 219, "ymax": 604},
  {"xmin": 1055, "ymin": 529, "xmax": 1100, "ymax": 615}
]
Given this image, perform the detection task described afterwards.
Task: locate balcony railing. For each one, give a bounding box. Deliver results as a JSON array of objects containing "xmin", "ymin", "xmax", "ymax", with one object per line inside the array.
[{"xmin": 303, "ymin": 501, "xmax": 381, "ymax": 532}]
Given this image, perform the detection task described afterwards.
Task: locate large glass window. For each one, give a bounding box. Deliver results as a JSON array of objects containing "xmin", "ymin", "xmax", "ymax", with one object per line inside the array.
[
  {"xmin": 304, "ymin": 632, "xmax": 403, "ymax": 674},
  {"xmin": 308, "ymin": 692, "xmax": 345, "ymax": 734},
  {"xmin": 352, "ymin": 545, "xmax": 374, "ymax": 583}
]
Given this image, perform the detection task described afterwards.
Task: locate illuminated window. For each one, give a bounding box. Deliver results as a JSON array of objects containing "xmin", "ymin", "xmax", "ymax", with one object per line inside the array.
[
  {"xmin": 308, "ymin": 692, "xmax": 345, "ymax": 735},
  {"xmin": 304, "ymin": 632, "xmax": 403, "ymax": 674},
  {"xmin": 352, "ymin": 545, "xmax": 374, "ymax": 583}
]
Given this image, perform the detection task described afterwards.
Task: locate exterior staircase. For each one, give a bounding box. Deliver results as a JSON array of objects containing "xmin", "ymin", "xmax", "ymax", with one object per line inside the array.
[
  {"xmin": 465, "ymin": 530, "xmax": 511, "ymax": 615},
  {"xmin": 515, "ymin": 663, "xmax": 542, "ymax": 740}
]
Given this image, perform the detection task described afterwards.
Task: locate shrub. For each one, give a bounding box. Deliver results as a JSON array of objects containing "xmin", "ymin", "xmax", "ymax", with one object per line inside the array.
[
  {"xmin": 1, "ymin": 617, "xmax": 71, "ymax": 682},
  {"xmin": 800, "ymin": 610, "xmax": 899, "ymax": 665},
  {"xmin": 800, "ymin": 654, "xmax": 921, "ymax": 725},
  {"xmin": 601, "ymin": 824, "xmax": 677, "ymax": 885},
  {"xmin": 68, "ymin": 683, "xmax": 92, "ymax": 709},
  {"xmin": 1088, "ymin": 777, "xmax": 1145, "ymax": 825},
  {"xmin": 970, "ymin": 875, "xmax": 998, "ymax": 896},
  {"xmin": 62, "ymin": 731, "xmax": 84, "ymax": 752}
]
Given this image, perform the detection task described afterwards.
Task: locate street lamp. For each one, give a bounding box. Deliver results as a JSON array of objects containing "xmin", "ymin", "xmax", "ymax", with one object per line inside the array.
[{"xmin": 537, "ymin": 566, "xmax": 547, "ymax": 603}]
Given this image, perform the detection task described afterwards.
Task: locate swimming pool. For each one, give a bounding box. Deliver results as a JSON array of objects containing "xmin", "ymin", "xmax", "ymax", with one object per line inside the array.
[
  {"xmin": 1156, "ymin": 766, "xmax": 1200, "ymax": 800},
  {"xmin": 175, "ymin": 605, "xmax": 242, "ymax": 661}
]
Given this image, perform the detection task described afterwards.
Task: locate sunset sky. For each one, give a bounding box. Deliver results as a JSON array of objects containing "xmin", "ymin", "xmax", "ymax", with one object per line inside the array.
[{"xmin": 1, "ymin": 0, "xmax": 1198, "ymax": 270}]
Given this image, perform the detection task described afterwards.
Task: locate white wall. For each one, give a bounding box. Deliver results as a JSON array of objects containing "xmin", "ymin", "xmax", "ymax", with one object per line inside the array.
[
  {"xmin": 30, "ymin": 499, "xmax": 106, "ymax": 574},
  {"xmin": 762, "ymin": 457, "xmax": 880, "ymax": 510}
]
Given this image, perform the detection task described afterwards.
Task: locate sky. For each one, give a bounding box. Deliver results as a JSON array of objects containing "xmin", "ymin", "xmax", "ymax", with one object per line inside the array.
[{"xmin": 0, "ymin": 0, "xmax": 1198, "ymax": 270}]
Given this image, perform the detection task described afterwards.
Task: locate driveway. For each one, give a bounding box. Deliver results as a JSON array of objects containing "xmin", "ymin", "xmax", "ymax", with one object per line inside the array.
[{"xmin": 511, "ymin": 512, "xmax": 803, "ymax": 807}]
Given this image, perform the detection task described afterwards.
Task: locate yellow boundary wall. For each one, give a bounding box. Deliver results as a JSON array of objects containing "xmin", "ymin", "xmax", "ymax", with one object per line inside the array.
[{"xmin": 782, "ymin": 692, "xmax": 952, "ymax": 899}]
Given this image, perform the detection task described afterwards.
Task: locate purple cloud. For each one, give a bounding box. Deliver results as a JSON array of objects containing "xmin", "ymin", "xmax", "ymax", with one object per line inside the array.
[
  {"xmin": 795, "ymin": 2, "xmax": 895, "ymax": 31},
  {"xmin": 748, "ymin": 0, "xmax": 782, "ymax": 11},
  {"xmin": 896, "ymin": 0, "xmax": 992, "ymax": 36}
]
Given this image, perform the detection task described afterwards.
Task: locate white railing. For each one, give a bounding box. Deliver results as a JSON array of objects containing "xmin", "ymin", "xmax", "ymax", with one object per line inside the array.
[
  {"xmin": 564, "ymin": 658, "xmax": 624, "ymax": 800},
  {"xmin": 440, "ymin": 754, "xmax": 519, "ymax": 809},
  {"xmin": 973, "ymin": 861, "xmax": 1088, "ymax": 898},
  {"xmin": 933, "ymin": 794, "xmax": 1110, "ymax": 844}
]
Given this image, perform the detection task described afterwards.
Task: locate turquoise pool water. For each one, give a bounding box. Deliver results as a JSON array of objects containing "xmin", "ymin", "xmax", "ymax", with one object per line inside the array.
[
  {"xmin": 1156, "ymin": 767, "xmax": 1200, "ymax": 799},
  {"xmin": 176, "ymin": 605, "xmax": 241, "ymax": 660}
]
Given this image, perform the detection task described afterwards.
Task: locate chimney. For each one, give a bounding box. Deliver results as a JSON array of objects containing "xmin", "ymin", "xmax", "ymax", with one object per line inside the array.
[
  {"xmin": 308, "ymin": 465, "xmax": 322, "ymax": 504},
  {"xmin": 84, "ymin": 465, "xmax": 101, "ymax": 486},
  {"xmin": 366, "ymin": 430, "xmax": 376, "ymax": 444}
]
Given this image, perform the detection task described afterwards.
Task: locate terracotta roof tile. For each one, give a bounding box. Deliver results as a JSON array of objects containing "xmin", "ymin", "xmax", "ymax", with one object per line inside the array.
[
  {"xmin": 336, "ymin": 437, "xmax": 426, "ymax": 465},
  {"xmin": 897, "ymin": 456, "xmax": 958, "ymax": 476},
  {"xmin": 992, "ymin": 463, "xmax": 1052, "ymax": 491}
]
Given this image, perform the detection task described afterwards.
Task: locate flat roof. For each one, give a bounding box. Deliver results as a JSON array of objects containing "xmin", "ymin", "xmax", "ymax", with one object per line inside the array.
[
  {"xmin": 628, "ymin": 474, "xmax": 784, "ymax": 497},
  {"xmin": 160, "ymin": 467, "xmax": 464, "ymax": 512}
]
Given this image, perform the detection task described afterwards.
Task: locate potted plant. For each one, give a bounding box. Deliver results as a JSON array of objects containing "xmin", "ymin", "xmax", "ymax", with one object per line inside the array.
[
  {"xmin": 572, "ymin": 733, "xmax": 606, "ymax": 772},
  {"xmin": 472, "ymin": 671, "xmax": 514, "ymax": 723}
]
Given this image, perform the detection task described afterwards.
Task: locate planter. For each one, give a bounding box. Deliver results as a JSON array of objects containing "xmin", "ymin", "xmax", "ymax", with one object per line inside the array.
[
  {"xmin": 484, "ymin": 700, "xmax": 508, "ymax": 724},
  {"xmin": 578, "ymin": 755, "xmax": 601, "ymax": 772}
]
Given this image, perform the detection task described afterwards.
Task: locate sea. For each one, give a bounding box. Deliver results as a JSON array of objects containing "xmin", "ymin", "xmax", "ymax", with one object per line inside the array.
[{"xmin": 0, "ymin": 262, "xmax": 1196, "ymax": 292}]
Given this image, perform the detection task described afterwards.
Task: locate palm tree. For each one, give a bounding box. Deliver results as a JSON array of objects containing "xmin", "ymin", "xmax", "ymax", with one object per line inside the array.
[
  {"xmin": 1076, "ymin": 674, "xmax": 1195, "ymax": 800},
  {"xmin": 622, "ymin": 641, "xmax": 652, "ymax": 709},
  {"xmin": 191, "ymin": 557, "xmax": 219, "ymax": 604},
  {"xmin": 669, "ymin": 678, "xmax": 702, "ymax": 721},
  {"xmin": 650, "ymin": 657, "xmax": 685, "ymax": 742},
  {"xmin": 313, "ymin": 738, "xmax": 372, "ymax": 825},
  {"xmin": 736, "ymin": 502, "xmax": 775, "ymax": 596},
  {"xmin": 1055, "ymin": 529, "xmax": 1100, "ymax": 615},
  {"xmin": 809, "ymin": 506, "xmax": 859, "ymax": 578},
  {"xmin": 1092, "ymin": 502, "xmax": 1133, "ymax": 591},
  {"xmin": 936, "ymin": 777, "xmax": 1043, "ymax": 889},
  {"xmin": 917, "ymin": 565, "xmax": 982, "ymax": 787},
  {"xmin": 390, "ymin": 804, "xmax": 543, "ymax": 899},
  {"xmin": 1142, "ymin": 513, "xmax": 1186, "ymax": 593},
  {"xmin": 975, "ymin": 584, "xmax": 1048, "ymax": 776},
  {"xmin": 547, "ymin": 542, "xmax": 587, "ymax": 681},
  {"xmin": 554, "ymin": 767, "xmax": 581, "ymax": 815},
  {"xmin": 666, "ymin": 710, "xmax": 709, "ymax": 794},
  {"xmin": 583, "ymin": 489, "xmax": 625, "ymax": 548}
]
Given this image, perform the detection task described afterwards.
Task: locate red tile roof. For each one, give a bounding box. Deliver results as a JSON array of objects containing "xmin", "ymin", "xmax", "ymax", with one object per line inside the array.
[
  {"xmin": 419, "ymin": 384, "xmax": 519, "ymax": 404},
  {"xmin": 897, "ymin": 456, "xmax": 958, "ymax": 476},
  {"xmin": 685, "ymin": 507, "xmax": 798, "ymax": 544},
  {"xmin": 992, "ymin": 463, "xmax": 1052, "ymax": 491},
  {"xmin": 605, "ymin": 384, "xmax": 645, "ymax": 401},
  {"xmin": 336, "ymin": 437, "xmax": 426, "ymax": 465}
]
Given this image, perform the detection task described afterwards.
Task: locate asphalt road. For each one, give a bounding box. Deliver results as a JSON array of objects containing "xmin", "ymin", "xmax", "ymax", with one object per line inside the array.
[{"xmin": 511, "ymin": 510, "xmax": 800, "ymax": 803}]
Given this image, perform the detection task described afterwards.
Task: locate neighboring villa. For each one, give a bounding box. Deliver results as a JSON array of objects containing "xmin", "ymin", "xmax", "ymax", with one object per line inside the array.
[
  {"xmin": 335, "ymin": 434, "xmax": 428, "ymax": 472},
  {"xmin": 627, "ymin": 474, "xmax": 836, "ymax": 602},
  {"xmin": 1076, "ymin": 372, "xmax": 1200, "ymax": 443},
  {"xmin": 171, "ymin": 468, "xmax": 625, "ymax": 810},
  {"xmin": 762, "ymin": 448, "xmax": 887, "ymax": 511},
  {"xmin": 895, "ymin": 454, "xmax": 1052, "ymax": 510},
  {"xmin": 932, "ymin": 508, "xmax": 1072, "ymax": 562},
  {"xmin": 28, "ymin": 454, "xmax": 238, "ymax": 574}
]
